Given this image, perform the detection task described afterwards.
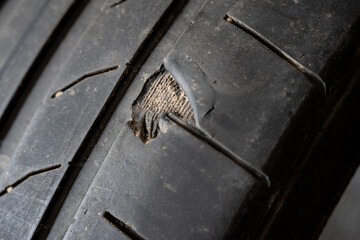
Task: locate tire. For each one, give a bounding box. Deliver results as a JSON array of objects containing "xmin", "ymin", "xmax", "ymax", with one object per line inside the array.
[{"xmin": 0, "ymin": 0, "xmax": 360, "ymax": 239}]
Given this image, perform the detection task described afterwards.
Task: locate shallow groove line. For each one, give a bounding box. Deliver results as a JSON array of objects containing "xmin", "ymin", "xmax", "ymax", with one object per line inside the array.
[
  {"xmin": 32, "ymin": 1, "xmax": 189, "ymax": 239},
  {"xmin": 110, "ymin": 0, "xmax": 128, "ymax": 8},
  {"xmin": 0, "ymin": 164, "xmax": 61, "ymax": 197},
  {"xmin": 104, "ymin": 211, "xmax": 146, "ymax": 240},
  {"xmin": 51, "ymin": 65, "xmax": 119, "ymax": 98},
  {"xmin": 0, "ymin": 0, "xmax": 91, "ymax": 147},
  {"xmin": 225, "ymin": 14, "xmax": 326, "ymax": 95},
  {"xmin": 167, "ymin": 113, "xmax": 270, "ymax": 187}
]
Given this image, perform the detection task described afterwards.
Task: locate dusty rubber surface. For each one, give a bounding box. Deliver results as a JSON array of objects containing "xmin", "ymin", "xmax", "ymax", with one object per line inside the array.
[{"xmin": 0, "ymin": 0, "xmax": 360, "ymax": 239}]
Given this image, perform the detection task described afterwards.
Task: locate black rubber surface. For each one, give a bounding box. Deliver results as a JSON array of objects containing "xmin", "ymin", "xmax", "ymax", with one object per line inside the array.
[{"xmin": 0, "ymin": 0, "xmax": 359, "ymax": 239}]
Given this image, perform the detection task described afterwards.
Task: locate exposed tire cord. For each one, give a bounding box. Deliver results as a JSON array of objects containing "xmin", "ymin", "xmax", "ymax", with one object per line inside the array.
[
  {"xmin": 32, "ymin": 1, "xmax": 189, "ymax": 239},
  {"xmin": 0, "ymin": 0, "xmax": 90, "ymax": 147}
]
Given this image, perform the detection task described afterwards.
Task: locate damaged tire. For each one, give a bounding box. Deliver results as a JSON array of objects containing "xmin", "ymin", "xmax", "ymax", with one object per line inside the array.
[{"xmin": 0, "ymin": 0, "xmax": 360, "ymax": 239}]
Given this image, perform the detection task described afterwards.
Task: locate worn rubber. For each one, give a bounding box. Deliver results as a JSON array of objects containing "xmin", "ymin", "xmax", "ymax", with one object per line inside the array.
[{"xmin": 0, "ymin": 0, "xmax": 360, "ymax": 239}]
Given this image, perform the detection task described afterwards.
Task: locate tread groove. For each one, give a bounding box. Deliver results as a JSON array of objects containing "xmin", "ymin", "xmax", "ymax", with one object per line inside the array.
[{"xmin": 0, "ymin": 0, "xmax": 7, "ymax": 11}]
